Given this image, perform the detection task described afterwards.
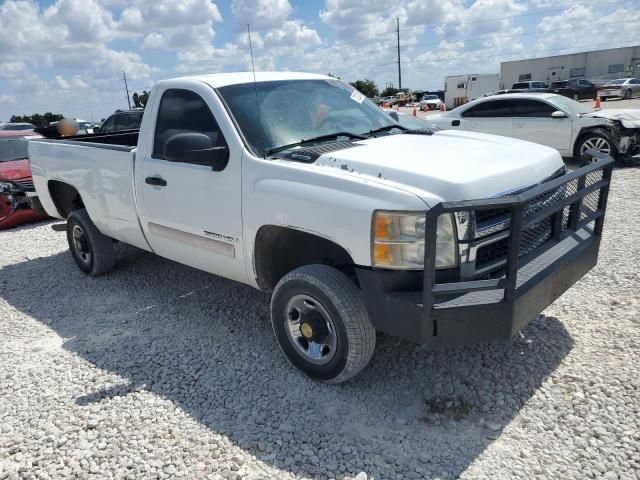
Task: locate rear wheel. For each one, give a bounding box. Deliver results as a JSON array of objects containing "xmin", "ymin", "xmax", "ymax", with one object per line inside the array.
[
  {"xmin": 270, "ymin": 265, "xmax": 375, "ymax": 384},
  {"xmin": 66, "ymin": 209, "xmax": 115, "ymax": 276},
  {"xmin": 623, "ymin": 89, "xmax": 631, "ymax": 100}
]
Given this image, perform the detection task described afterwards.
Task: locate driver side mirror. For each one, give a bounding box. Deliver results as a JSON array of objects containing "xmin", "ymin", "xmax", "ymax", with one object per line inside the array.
[
  {"xmin": 551, "ymin": 110, "xmax": 567, "ymax": 119},
  {"xmin": 164, "ymin": 132, "xmax": 229, "ymax": 171}
]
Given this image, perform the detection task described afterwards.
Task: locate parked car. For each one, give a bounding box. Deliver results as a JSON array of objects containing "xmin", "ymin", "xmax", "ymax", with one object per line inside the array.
[
  {"xmin": 419, "ymin": 95, "xmax": 443, "ymax": 110},
  {"xmin": 428, "ymin": 93, "xmax": 640, "ymax": 163},
  {"xmin": 0, "ymin": 122, "xmax": 35, "ymax": 131},
  {"xmin": 96, "ymin": 109, "xmax": 144, "ymax": 133},
  {"xmin": 0, "ymin": 131, "xmax": 48, "ymax": 229},
  {"xmin": 30, "ymin": 72, "xmax": 613, "ymax": 383},
  {"xmin": 510, "ymin": 81, "xmax": 548, "ymax": 92},
  {"xmin": 549, "ymin": 79, "xmax": 597, "ymax": 101},
  {"xmin": 598, "ymin": 78, "xmax": 640, "ymax": 100},
  {"xmin": 384, "ymin": 109, "xmax": 437, "ymax": 131}
]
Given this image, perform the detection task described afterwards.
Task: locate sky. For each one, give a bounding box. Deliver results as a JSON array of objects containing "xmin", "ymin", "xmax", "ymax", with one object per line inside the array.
[{"xmin": 1, "ymin": 0, "xmax": 639, "ymax": 121}]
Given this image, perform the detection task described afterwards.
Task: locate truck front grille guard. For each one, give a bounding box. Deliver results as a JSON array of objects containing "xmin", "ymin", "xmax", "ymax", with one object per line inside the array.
[{"xmin": 422, "ymin": 150, "xmax": 614, "ymax": 321}]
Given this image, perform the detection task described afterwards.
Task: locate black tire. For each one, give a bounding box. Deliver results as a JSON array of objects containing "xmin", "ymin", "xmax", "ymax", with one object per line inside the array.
[
  {"xmin": 601, "ymin": 97, "xmax": 607, "ymax": 102},
  {"xmin": 270, "ymin": 265, "xmax": 375, "ymax": 384},
  {"xmin": 66, "ymin": 209, "xmax": 116, "ymax": 276},
  {"xmin": 574, "ymin": 128, "xmax": 617, "ymax": 163},
  {"xmin": 623, "ymin": 89, "xmax": 631, "ymax": 100}
]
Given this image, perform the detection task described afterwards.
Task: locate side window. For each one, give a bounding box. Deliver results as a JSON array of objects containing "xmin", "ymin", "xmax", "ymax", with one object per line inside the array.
[
  {"xmin": 512, "ymin": 99, "xmax": 556, "ymax": 117},
  {"xmin": 153, "ymin": 89, "xmax": 226, "ymax": 162},
  {"xmin": 117, "ymin": 113, "xmax": 142, "ymax": 130},
  {"xmin": 462, "ymin": 100, "xmax": 511, "ymax": 118},
  {"xmin": 533, "ymin": 82, "xmax": 547, "ymax": 88},
  {"xmin": 100, "ymin": 115, "xmax": 116, "ymax": 132}
]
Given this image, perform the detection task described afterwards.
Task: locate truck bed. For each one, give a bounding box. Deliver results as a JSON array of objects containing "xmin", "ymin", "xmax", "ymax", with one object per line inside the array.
[
  {"xmin": 35, "ymin": 129, "xmax": 139, "ymax": 150},
  {"xmin": 28, "ymin": 134, "xmax": 149, "ymax": 250}
]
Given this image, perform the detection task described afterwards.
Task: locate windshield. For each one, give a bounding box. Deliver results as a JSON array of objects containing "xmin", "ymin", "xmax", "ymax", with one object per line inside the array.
[
  {"xmin": 0, "ymin": 138, "xmax": 29, "ymax": 162},
  {"xmin": 422, "ymin": 95, "xmax": 438, "ymax": 100},
  {"xmin": 218, "ymin": 79, "xmax": 398, "ymax": 156},
  {"xmin": 546, "ymin": 95, "xmax": 594, "ymax": 115},
  {"xmin": 607, "ymin": 79, "xmax": 627, "ymax": 85},
  {"xmin": 551, "ymin": 81, "xmax": 567, "ymax": 87}
]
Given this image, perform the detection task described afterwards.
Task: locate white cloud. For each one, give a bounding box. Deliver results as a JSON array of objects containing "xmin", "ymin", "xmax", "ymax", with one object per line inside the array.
[{"xmin": 231, "ymin": 0, "xmax": 292, "ymax": 31}]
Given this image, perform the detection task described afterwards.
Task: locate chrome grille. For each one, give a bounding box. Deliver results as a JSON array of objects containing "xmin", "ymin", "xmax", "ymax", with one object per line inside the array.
[
  {"xmin": 474, "ymin": 218, "xmax": 553, "ymax": 270},
  {"xmin": 467, "ymin": 181, "xmax": 569, "ymax": 275},
  {"xmin": 13, "ymin": 179, "xmax": 35, "ymax": 191}
]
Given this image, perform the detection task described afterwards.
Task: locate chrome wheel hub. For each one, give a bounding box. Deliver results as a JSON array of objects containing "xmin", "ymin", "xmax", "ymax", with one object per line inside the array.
[
  {"xmin": 581, "ymin": 137, "xmax": 611, "ymax": 156},
  {"xmin": 285, "ymin": 294, "xmax": 337, "ymax": 365},
  {"xmin": 72, "ymin": 225, "xmax": 91, "ymax": 263}
]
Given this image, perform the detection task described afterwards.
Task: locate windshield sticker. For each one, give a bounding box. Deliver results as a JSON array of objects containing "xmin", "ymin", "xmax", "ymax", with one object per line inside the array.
[{"xmin": 350, "ymin": 90, "xmax": 365, "ymax": 104}]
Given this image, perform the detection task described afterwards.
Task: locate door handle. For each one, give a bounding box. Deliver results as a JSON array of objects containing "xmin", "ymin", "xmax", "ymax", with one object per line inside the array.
[
  {"xmin": 145, "ymin": 176, "xmax": 167, "ymax": 187},
  {"xmin": 467, "ymin": 123, "xmax": 478, "ymax": 128},
  {"xmin": 514, "ymin": 123, "xmax": 526, "ymax": 128}
]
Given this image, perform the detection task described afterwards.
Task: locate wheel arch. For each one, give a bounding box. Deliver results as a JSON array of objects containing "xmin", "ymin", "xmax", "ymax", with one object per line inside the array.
[
  {"xmin": 48, "ymin": 180, "xmax": 85, "ymax": 218},
  {"xmin": 572, "ymin": 126, "xmax": 617, "ymax": 157},
  {"xmin": 253, "ymin": 225, "xmax": 357, "ymax": 292}
]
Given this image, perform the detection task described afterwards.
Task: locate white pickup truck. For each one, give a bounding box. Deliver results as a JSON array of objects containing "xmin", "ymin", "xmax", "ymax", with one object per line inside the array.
[{"xmin": 29, "ymin": 72, "xmax": 613, "ymax": 383}]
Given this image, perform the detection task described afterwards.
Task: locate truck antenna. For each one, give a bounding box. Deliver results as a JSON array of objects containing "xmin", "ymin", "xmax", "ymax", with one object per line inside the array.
[{"xmin": 247, "ymin": 23, "xmax": 266, "ymax": 158}]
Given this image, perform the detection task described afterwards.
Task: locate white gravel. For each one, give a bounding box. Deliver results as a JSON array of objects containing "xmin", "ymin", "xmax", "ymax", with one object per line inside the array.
[{"xmin": 1, "ymin": 168, "xmax": 639, "ymax": 479}]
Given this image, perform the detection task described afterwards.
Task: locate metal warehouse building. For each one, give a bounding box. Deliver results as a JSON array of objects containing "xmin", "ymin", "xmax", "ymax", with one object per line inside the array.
[{"xmin": 500, "ymin": 45, "xmax": 640, "ymax": 88}]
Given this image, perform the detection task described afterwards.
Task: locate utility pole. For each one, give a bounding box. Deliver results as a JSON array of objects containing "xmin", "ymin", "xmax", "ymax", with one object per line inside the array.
[
  {"xmin": 396, "ymin": 17, "xmax": 402, "ymax": 90},
  {"xmin": 122, "ymin": 71, "xmax": 132, "ymax": 109}
]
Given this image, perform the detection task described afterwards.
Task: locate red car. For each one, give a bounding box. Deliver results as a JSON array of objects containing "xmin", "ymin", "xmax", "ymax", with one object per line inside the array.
[{"xmin": 0, "ymin": 131, "xmax": 48, "ymax": 229}]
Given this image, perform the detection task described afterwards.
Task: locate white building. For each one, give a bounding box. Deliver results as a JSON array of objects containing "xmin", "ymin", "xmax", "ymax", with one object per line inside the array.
[
  {"xmin": 500, "ymin": 45, "xmax": 640, "ymax": 88},
  {"xmin": 443, "ymin": 73, "xmax": 500, "ymax": 109}
]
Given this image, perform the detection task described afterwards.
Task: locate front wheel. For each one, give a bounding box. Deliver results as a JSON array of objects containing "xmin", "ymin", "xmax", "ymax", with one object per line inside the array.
[
  {"xmin": 66, "ymin": 209, "xmax": 116, "ymax": 276},
  {"xmin": 270, "ymin": 265, "xmax": 375, "ymax": 384},
  {"xmin": 574, "ymin": 129, "xmax": 616, "ymax": 163},
  {"xmin": 623, "ymin": 89, "xmax": 631, "ymax": 100}
]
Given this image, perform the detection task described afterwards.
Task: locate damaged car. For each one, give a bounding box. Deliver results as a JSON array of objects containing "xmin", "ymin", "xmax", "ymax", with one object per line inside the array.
[
  {"xmin": 428, "ymin": 93, "xmax": 639, "ymax": 164},
  {"xmin": 0, "ymin": 131, "xmax": 48, "ymax": 229}
]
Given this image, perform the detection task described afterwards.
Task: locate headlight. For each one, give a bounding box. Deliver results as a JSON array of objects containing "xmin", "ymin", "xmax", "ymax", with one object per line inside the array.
[
  {"xmin": 0, "ymin": 181, "xmax": 19, "ymax": 194},
  {"xmin": 372, "ymin": 211, "xmax": 457, "ymax": 269}
]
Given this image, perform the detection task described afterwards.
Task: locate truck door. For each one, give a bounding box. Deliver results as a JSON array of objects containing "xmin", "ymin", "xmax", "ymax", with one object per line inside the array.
[
  {"xmin": 511, "ymin": 98, "xmax": 572, "ymax": 155},
  {"xmin": 135, "ymin": 85, "xmax": 247, "ymax": 284}
]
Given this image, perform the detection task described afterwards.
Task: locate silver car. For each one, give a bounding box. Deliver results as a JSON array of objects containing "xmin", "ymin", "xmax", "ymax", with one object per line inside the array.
[{"xmin": 598, "ymin": 78, "xmax": 640, "ymax": 100}]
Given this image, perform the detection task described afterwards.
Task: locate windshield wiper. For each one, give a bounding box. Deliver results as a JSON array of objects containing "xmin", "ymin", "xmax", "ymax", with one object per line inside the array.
[
  {"xmin": 364, "ymin": 124, "xmax": 408, "ymax": 137},
  {"xmin": 266, "ymin": 132, "xmax": 367, "ymax": 156}
]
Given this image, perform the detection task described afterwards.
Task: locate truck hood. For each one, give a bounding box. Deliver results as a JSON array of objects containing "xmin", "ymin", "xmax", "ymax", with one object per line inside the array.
[
  {"xmin": 315, "ymin": 131, "xmax": 564, "ymax": 204},
  {"xmin": 0, "ymin": 159, "xmax": 31, "ymax": 182},
  {"xmin": 582, "ymin": 109, "xmax": 640, "ymax": 129}
]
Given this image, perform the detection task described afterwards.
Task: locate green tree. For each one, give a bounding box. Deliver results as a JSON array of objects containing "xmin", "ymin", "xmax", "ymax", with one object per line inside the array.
[
  {"xmin": 380, "ymin": 86, "xmax": 400, "ymax": 97},
  {"xmin": 349, "ymin": 79, "xmax": 379, "ymax": 98},
  {"xmin": 132, "ymin": 90, "xmax": 150, "ymax": 108},
  {"xmin": 9, "ymin": 112, "xmax": 64, "ymax": 127}
]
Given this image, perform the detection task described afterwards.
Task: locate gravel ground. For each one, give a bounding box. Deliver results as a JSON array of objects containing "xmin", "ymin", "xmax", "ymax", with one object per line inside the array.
[{"xmin": 1, "ymin": 168, "xmax": 639, "ymax": 480}]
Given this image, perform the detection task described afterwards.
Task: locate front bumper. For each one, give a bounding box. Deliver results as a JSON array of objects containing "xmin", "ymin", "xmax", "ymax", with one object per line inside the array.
[{"xmin": 356, "ymin": 153, "xmax": 614, "ymax": 347}]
